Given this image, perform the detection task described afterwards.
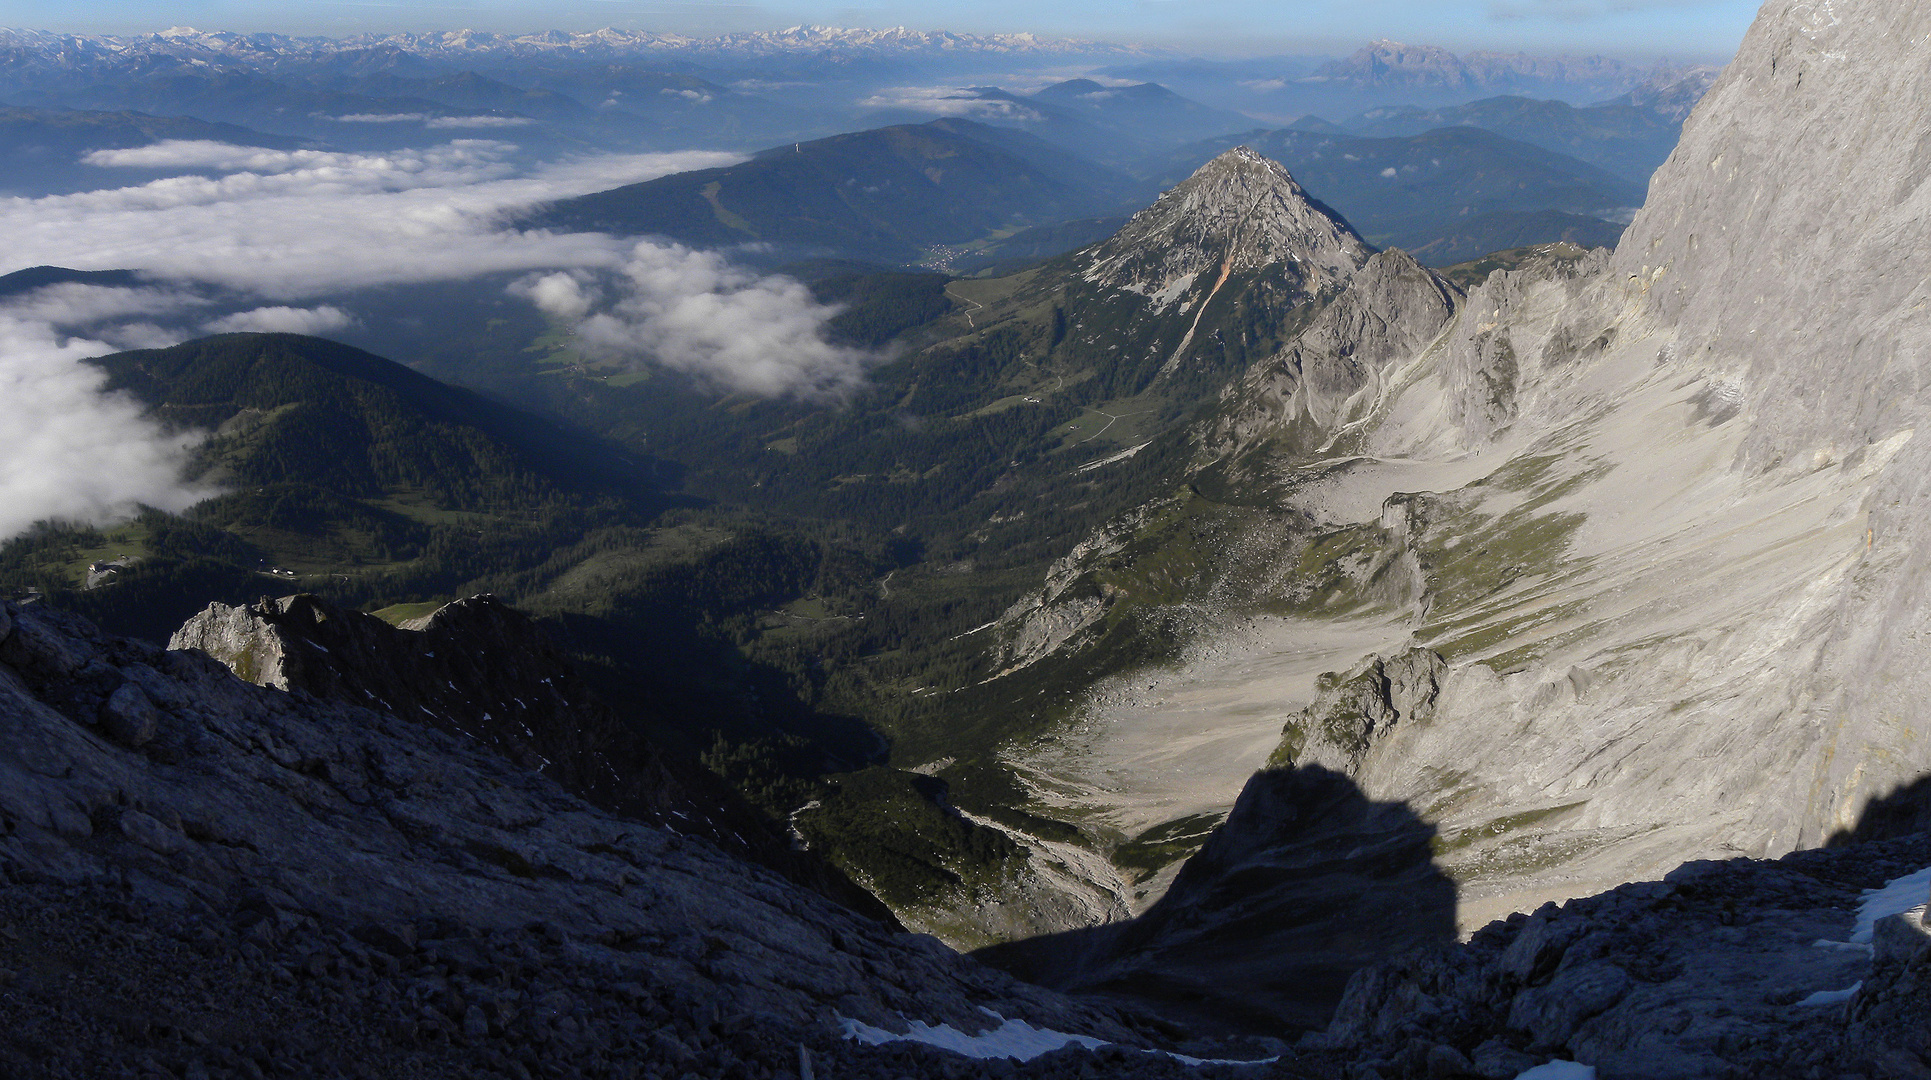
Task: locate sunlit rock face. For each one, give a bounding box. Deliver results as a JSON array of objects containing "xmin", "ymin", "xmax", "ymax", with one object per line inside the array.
[{"xmin": 988, "ymin": 0, "xmax": 1931, "ymax": 995}]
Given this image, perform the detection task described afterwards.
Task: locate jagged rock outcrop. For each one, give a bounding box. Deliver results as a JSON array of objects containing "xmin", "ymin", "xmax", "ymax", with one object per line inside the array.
[
  {"xmin": 169, "ymin": 591, "xmax": 895, "ymax": 924},
  {"xmin": 0, "ymin": 597, "xmax": 1213, "ymax": 1078},
  {"xmin": 1212, "ymin": 250, "xmax": 1461, "ymax": 459},
  {"xmin": 1271, "ymin": 648, "xmax": 1447, "ymax": 772},
  {"xmin": 171, "ymin": 594, "xmax": 640, "ymax": 796},
  {"xmin": 1314, "ymin": 835, "xmax": 1931, "ymax": 1079}
]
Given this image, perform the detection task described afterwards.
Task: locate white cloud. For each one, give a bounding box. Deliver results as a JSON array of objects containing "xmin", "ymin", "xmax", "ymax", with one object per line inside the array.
[
  {"xmin": 329, "ymin": 112, "xmax": 429, "ymax": 123},
  {"xmin": 8, "ymin": 143, "xmax": 743, "ymax": 296},
  {"xmin": 514, "ymin": 271, "xmax": 598, "ymax": 321},
  {"xmin": 204, "ymin": 305, "xmax": 355, "ymax": 335},
  {"xmin": 514, "ymin": 244, "xmax": 878, "ymax": 400},
  {"xmin": 0, "ymin": 281, "xmax": 207, "ymax": 329},
  {"xmin": 427, "ymin": 115, "xmax": 537, "ymax": 128},
  {"xmin": 858, "ymin": 86, "xmax": 1044, "ymax": 123},
  {"xmin": 0, "ymin": 295, "xmax": 212, "ymax": 538}
]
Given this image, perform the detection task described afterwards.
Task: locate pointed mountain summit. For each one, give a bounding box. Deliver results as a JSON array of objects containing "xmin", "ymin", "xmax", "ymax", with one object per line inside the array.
[{"xmin": 1081, "ymin": 146, "xmax": 1371, "ymax": 300}]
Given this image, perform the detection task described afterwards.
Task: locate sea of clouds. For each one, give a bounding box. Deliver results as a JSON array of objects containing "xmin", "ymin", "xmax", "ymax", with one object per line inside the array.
[{"xmin": 0, "ymin": 137, "xmax": 879, "ymax": 538}]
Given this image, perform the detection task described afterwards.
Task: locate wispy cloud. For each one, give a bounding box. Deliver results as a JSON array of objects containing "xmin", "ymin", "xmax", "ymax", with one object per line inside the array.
[
  {"xmin": 427, "ymin": 115, "xmax": 537, "ymax": 128},
  {"xmin": 328, "ymin": 112, "xmax": 429, "ymax": 122},
  {"xmin": 513, "ymin": 249, "xmax": 877, "ymax": 399},
  {"xmin": 16, "ymin": 142, "xmax": 740, "ymax": 295}
]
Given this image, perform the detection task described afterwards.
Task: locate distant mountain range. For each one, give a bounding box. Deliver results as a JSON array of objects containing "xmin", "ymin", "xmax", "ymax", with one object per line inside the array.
[
  {"xmin": 0, "ymin": 25, "xmax": 1162, "ymax": 71},
  {"xmin": 1333, "ymin": 95, "xmax": 1676, "ymax": 185},
  {"xmin": 1306, "ymin": 39, "xmax": 1715, "ymax": 102}
]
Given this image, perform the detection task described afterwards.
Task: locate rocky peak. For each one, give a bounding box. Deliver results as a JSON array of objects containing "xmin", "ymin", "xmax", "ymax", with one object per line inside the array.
[{"xmin": 1082, "ymin": 146, "xmax": 1370, "ymax": 299}]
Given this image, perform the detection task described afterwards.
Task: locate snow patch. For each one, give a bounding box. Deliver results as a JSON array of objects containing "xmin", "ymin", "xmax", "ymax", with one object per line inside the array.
[
  {"xmin": 1513, "ymin": 1063, "xmax": 1596, "ymax": 1080},
  {"xmin": 839, "ymin": 1013, "xmax": 1104, "ymax": 1061},
  {"xmin": 1852, "ymin": 866, "xmax": 1931, "ymax": 944},
  {"xmin": 1796, "ymin": 983, "xmax": 1861, "ymax": 1006},
  {"xmin": 839, "ymin": 1010, "xmax": 1277, "ymax": 1067},
  {"xmin": 1802, "ymin": 865, "xmax": 1929, "ymax": 1008},
  {"xmin": 1149, "ymin": 271, "xmax": 1198, "ymax": 310}
]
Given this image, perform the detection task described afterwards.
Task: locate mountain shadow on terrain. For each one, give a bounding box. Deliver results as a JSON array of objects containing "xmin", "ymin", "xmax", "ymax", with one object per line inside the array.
[
  {"xmin": 1829, "ymin": 774, "xmax": 1931, "ymax": 847},
  {"xmin": 974, "ymin": 765, "xmax": 1456, "ymax": 1037}
]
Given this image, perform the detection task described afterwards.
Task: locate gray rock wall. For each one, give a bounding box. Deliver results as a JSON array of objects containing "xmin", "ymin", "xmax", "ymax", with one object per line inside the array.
[{"xmin": 0, "ymin": 598, "xmax": 1146, "ymax": 1048}]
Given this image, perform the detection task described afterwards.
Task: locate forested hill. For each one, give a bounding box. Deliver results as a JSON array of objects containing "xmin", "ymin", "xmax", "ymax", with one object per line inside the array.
[
  {"xmin": 0, "ymin": 332, "xmax": 666, "ymax": 645},
  {"xmin": 91, "ymin": 332, "xmax": 655, "ymax": 504},
  {"xmin": 530, "ymin": 118, "xmax": 1136, "ymax": 263}
]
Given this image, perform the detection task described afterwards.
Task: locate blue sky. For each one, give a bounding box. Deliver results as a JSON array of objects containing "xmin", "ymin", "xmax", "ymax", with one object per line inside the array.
[{"xmin": 0, "ymin": 0, "xmax": 1762, "ymax": 59}]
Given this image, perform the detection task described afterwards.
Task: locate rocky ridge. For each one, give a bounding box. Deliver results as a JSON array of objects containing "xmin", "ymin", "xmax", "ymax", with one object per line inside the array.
[
  {"xmin": 1312, "ymin": 836, "xmax": 1931, "ymax": 1079},
  {"xmin": 1209, "ymin": 249, "xmax": 1462, "ymax": 462},
  {"xmin": 0, "ymin": 595, "xmax": 1223, "ymax": 1078},
  {"xmin": 167, "ymin": 592, "xmax": 894, "ymax": 922}
]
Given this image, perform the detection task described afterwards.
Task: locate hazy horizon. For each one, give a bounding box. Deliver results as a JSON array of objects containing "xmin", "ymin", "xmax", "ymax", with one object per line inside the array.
[{"xmin": 0, "ymin": 1, "xmax": 1759, "ymax": 63}]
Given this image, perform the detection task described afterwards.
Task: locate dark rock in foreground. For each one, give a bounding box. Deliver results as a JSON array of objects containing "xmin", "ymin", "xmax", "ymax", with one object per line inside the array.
[
  {"xmin": 169, "ymin": 592, "xmax": 894, "ymax": 923},
  {"xmin": 0, "ymin": 598, "xmax": 1186, "ymax": 1077}
]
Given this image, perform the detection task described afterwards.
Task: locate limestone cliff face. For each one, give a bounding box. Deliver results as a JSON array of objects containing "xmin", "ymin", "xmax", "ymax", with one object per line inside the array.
[
  {"xmin": 1619, "ymin": 0, "xmax": 1931, "ymax": 470},
  {"xmin": 1253, "ymin": 0, "xmax": 1931, "ymax": 917},
  {"xmin": 1604, "ymin": 0, "xmax": 1931, "ymax": 847},
  {"xmin": 986, "ymin": 0, "xmax": 1931, "ymax": 989}
]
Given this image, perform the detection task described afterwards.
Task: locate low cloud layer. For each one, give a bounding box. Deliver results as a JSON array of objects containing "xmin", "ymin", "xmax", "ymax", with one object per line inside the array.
[
  {"xmin": 18, "ymin": 141, "xmax": 741, "ymax": 296},
  {"xmin": 0, "ymin": 290, "xmax": 213, "ymax": 539},
  {"xmin": 0, "ymin": 135, "xmax": 882, "ymax": 537},
  {"xmin": 516, "ymin": 247, "xmax": 875, "ymax": 399}
]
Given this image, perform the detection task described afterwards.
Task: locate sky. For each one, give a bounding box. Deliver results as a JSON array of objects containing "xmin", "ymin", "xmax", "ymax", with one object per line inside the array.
[{"xmin": 0, "ymin": 0, "xmax": 1763, "ymax": 59}]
